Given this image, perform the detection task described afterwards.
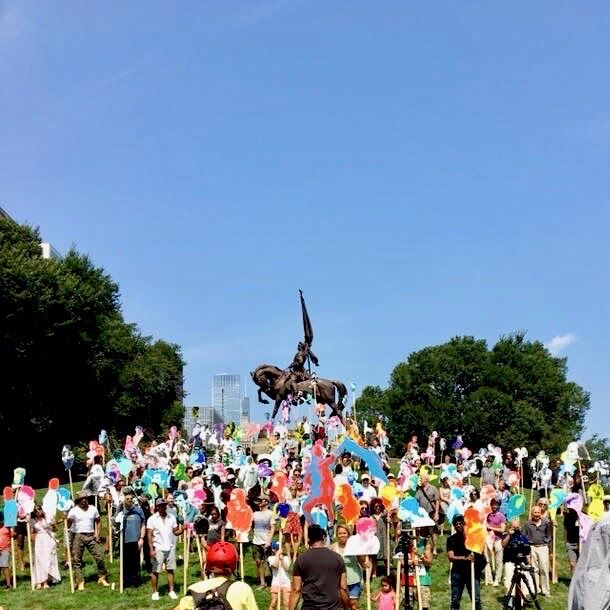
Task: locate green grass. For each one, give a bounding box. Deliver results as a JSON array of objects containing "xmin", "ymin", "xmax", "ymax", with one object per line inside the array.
[{"xmin": 2, "ymin": 526, "xmax": 572, "ymax": 610}]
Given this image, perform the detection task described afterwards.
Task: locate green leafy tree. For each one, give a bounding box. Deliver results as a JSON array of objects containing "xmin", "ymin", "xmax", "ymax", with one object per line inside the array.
[
  {"xmin": 357, "ymin": 333, "xmax": 589, "ymax": 457},
  {"xmin": 585, "ymin": 433, "xmax": 610, "ymax": 463},
  {"xmin": 0, "ymin": 218, "xmax": 184, "ymax": 485}
]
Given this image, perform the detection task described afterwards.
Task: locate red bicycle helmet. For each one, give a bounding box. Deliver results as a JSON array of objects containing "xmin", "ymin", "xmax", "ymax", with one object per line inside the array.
[{"xmin": 206, "ymin": 542, "xmax": 238, "ymax": 572}]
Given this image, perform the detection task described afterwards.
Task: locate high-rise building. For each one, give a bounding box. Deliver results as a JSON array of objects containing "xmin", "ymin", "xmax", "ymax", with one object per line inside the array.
[
  {"xmin": 213, "ymin": 374, "xmax": 241, "ymax": 426},
  {"xmin": 241, "ymin": 396, "xmax": 250, "ymax": 420}
]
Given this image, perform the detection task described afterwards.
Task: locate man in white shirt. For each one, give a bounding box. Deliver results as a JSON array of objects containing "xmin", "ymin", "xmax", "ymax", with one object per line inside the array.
[
  {"xmin": 147, "ymin": 497, "xmax": 183, "ymax": 601},
  {"xmin": 359, "ymin": 474, "xmax": 378, "ymax": 503},
  {"xmin": 67, "ymin": 491, "xmax": 109, "ymax": 590}
]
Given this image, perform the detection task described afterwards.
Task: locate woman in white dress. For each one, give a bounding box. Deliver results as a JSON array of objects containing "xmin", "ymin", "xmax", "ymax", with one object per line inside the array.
[{"xmin": 31, "ymin": 505, "xmax": 61, "ymax": 588}]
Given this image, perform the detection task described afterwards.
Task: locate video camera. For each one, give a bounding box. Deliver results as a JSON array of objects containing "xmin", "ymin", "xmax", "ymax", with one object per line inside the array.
[{"xmin": 504, "ymin": 531, "xmax": 531, "ymax": 564}]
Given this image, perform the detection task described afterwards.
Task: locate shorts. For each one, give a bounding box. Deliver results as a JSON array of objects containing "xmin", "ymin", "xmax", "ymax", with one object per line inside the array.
[
  {"xmin": 270, "ymin": 585, "xmax": 291, "ymax": 593},
  {"xmin": 0, "ymin": 549, "xmax": 9, "ymax": 568},
  {"xmin": 565, "ymin": 542, "xmax": 579, "ymax": 563},
  {"xmin": 252, "ymin": 544, "xmax": 268, "ymax": 562},
  {"xmin": 347, "ymin": 582, "xmax": 362, "ymax": 599},
  {"xmin": 152, "ymin": 547, "xmax": 177, "ymax": 572}
]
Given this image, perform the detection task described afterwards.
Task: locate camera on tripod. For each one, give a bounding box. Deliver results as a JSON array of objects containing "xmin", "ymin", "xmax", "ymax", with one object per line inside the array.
[{"xmin": 504, "ymin": 530, "xmax": 531, "ymax": 565}]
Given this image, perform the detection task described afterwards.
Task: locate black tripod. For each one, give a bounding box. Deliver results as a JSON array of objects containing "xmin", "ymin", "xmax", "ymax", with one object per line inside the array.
[
  {"xmin": 502, "ymin": 563, "xmax": 543, "ymax": 610},
  {"xmin": 395, "ymin": 527, "xmax": 415, "ymax": 610}
]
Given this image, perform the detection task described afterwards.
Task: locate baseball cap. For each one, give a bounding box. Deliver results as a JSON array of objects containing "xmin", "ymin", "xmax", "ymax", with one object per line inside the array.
[
  {"xmin": 155, "ymin": 498, "xmax": 168, "ymax": 508},
  {"xmin": 361, "ymin": 474, "xmax": 370, "ymax": 481}
]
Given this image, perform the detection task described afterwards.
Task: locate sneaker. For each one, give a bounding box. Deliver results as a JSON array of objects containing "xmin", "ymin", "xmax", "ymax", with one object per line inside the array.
[
  {"xmin": 151, "ymin": 592, "xmax": 160, "ymax": 601},
  {"xmin": 168, "ymin": 591, "xmax": 178, "ymax": 600},
  {"xmin": 98, "ymin": 577, "xmax": 110, "ymax": 587},
  {"xmin": 77, "ymin": 581, "xmax": 85, "ymax": 591}
]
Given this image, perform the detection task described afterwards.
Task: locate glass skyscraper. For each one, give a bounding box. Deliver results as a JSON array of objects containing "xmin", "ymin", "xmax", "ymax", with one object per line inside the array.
[{"xmin": 213, "ymin": 374, "xmax": 241, "ymax": 426}]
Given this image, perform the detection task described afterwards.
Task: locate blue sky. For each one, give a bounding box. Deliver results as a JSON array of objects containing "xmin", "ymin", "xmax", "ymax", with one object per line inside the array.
[{"xmin": 2, "ymin": 1, "xmax": 609, "ymax": 441}]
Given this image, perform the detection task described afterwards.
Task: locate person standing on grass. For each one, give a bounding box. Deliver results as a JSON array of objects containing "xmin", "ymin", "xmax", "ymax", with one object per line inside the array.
[
  {"xmin": 115, "ymin": 488, "xmax": 146, "ymax": 587},
  {"xmin": 31, "ymin": 505, "xmax": 61, "ymax": 588},
  {"xmin": 373, "ymin": 576, "xmax": 396, "ymax": 610},
  {"xmin": 67, "ymin": 491, "xmax": 110, "ymax": 590},
  {"xmin": 484, "ymin": 499, "xmax": 505, "ymax": 587},
  {"xmin": 521, "ymin": 505, "xmax": 551, "ymax": 596},
  {"xmin": 147, "ymin": 496, "xmax": 183, "ymax": 601},
  {"xmin": 329, "ymin": 524, "xmax": 366, "ymax": 610},
  {"xmin": 251, "ymin": 495, "xmax": 275, "ymax": 590},
  {"xmin": 268, "ymin": 541, "xmax": 291, "ymax": 610},
  {"xmin": 290, "ymin": 524, "xmax": 350, "ymax": 610},
  {"xmin": 0, "ymin": 511, "xmax": 13, "ymax": 589},
  {"xmin": 447, "ymin": 515, "xmax": 484, "ymax": 610}
]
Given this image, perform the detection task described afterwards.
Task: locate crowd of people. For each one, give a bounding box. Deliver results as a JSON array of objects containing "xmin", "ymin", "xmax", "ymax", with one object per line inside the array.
[{"xmin": 0, "ymin": 413, "xmax": 609, "ymax": 610}]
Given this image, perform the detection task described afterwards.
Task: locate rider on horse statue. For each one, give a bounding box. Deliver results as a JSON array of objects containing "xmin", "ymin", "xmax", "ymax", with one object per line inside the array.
[{"xmin": 286, "ymin": 341, "xmax": 319, "ymax": 396}]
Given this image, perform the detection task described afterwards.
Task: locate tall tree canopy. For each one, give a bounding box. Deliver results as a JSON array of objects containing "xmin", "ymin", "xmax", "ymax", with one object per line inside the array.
[
  {"xmin": 356, "ymin": 334, "xmax": 589, "ymax": 458},
  {"xmin": 0, "ymin": 218, "xmax": 184, "ymax": 485}
]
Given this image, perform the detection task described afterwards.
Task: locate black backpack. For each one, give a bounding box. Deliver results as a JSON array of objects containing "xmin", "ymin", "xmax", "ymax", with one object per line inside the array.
[{"xmin": 189, "ymin": 579, "xmax": 233, "ymax": 610}]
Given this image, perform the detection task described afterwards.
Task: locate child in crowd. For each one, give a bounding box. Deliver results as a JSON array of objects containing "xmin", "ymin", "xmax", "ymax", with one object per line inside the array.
[
  {"xmin": 373, "ymin": 576, "xmax": 396, "ymax": 610},
  {"xmin": 267, "ymin": 541, "xmax": 291, "ymax": 610}
]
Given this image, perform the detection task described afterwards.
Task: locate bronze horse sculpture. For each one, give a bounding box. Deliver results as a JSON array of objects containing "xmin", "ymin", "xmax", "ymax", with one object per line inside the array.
[{"xmin": 251, "ymin": 364, "xmax": 347, "ymax": 420}]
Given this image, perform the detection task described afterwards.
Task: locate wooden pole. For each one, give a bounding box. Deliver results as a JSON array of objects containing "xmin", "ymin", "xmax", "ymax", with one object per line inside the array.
[
  {"xmin": 195, "ymin": 534, "xmax": 205, "ymax": 578},
  {"xmin": 415, "ymin": 564, "xmax": 423, "ymax": 610},
  {"xmin": 470, "ymin": 562, "xmax": 475, "ymax": 610},
  {"xmin": 68, "ymin": 469, "xmax": 74, "ymax": 498},
  {"xmin": 528, "ymin": 483, "xmax": 535, "ymax": 519},
  {"xmin": 64, "ymin": 520, "xmax": 74, "ymax": 593},
  {"xmin": 366, "ymin": 565, "xmax": 371, "ymax": 610},
  {"xmin": 10, "ymin": 535, "xmax": 16, "ymax": 589},
  {"xmin": 183, "ymin": 529, "xmax": 190, "ymax": 594},
  {"xmin": 119, "ymin": 528, "xmax": 124, "ymax": 593},
  {"xmin": 108, "ymin": 501, "xmax": 113, "ymax": 564},
  {"xmin": 277, "ymin": 553, "xmax": 283, "ymax": 610},
  {"xmin": 26, "ymin": 521, "xmax": 35, "ymax": 591},
  {"xmin": 386, "ymin": 519, "xmax": 391, "ymax": 576},
  {"xmin": 551, "ymin": 521, "xmax": 558, "ymax": 584},
  {"xmin": 578, "ymin": 460, "xmax": 587, "ymax": 504},
  {"xmin": 239, "ymin": 541, "xmax": 244, "ymax": 581}
]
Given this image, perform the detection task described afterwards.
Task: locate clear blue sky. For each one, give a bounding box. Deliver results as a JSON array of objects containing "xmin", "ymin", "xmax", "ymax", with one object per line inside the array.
[{"xmin": 2, "ymin": 2, "xmax": 609, "ymax": 440}]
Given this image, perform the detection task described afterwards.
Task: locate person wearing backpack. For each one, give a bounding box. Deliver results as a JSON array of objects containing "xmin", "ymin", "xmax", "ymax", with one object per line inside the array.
[{"xmin": 172, "ymin": 541, "xmax": 258, "ymax": 610}]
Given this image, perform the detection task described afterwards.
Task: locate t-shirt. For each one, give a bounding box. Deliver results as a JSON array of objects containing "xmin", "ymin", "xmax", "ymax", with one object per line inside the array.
[
  {"xmin": 415, "ymin": 484, "xmax": 438, "ymax": 515},
  {"xmin": 117, "ymin": 505, "xmax": 146, "ymax": 544},
  {"xmin": 67, "ymin": 505, "xmax": 100, "ymax": 534},
  {"xmin": 480, "ymin": 467, "xmax": 496, "ymax": 486},
  {"xmin": 251, "ymin": 510, "xmax": 275, "ymax": 546},
  {"xmin": 147, "ymin": 512, "xmax": 179, "ymax": 552},
  {"xmin": 176, "ymin": 576, "xmax": 259, "ymax": 610},
  {"xmin": 293, "ymin": 547, "xmax": 346, "ymax": 610},
  {"xmin": 330, "ymin": 545, "xmax": 361, "ymax": 586},
  {"xmin": 0, "ymin": 526, "xmax": 11, "ymax": 551},
  {"xmin": 486, "ymin": 510, "xmax": 506, "ymax": 541},
  {"xmin": 268, "ymin": 554, "xmax": 291, "ymax": 587},
  {"xmin": 207, "ymin": 519, "xmax": 225, "ymax": 545},
  {"xmin": 376, "ymin": 590, "xmax": 396, "ymax": 610},
  {"xmin": 447, "ymin": 532, "xmax": 485, "ymax": 577}
]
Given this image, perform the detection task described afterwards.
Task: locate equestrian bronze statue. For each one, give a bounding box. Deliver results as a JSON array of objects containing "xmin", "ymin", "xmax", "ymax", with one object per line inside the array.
[{"xmin": 250, "ymin": 291, "xmax": 347, "ymax": 420}]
